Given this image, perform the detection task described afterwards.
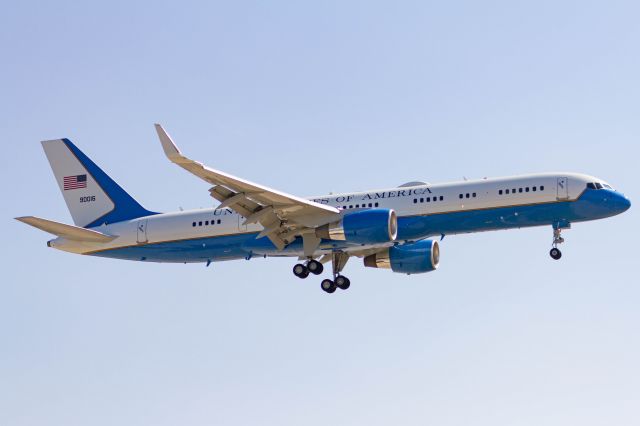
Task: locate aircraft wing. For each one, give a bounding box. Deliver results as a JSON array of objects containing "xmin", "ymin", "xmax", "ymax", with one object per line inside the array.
[{"xmin": 154, "ymin": 124, "xmax": 340, "ymax": 250}]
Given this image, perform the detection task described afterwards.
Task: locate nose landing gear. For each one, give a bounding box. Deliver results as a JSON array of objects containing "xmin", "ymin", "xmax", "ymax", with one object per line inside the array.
[{"xmin": 549, "ymin": 223, "xmax": 569, "ymax": 260}]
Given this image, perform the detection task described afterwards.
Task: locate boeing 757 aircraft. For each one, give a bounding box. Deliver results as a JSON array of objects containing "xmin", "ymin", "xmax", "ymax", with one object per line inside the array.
[{"xmin": 17, "ymin": 125, "xmax": 631, "ymax": 293}]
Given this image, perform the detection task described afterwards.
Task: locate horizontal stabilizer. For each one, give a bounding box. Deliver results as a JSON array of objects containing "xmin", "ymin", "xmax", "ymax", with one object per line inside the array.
[{"xmin": 15, "ymin": 216, "xmax": 117, "ymax": 243}]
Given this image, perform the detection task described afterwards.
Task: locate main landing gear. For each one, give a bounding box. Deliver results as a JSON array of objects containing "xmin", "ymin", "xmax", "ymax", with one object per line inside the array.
[
  {"xmin": 293, "ymin": 259, "xmax": 323, "ymax": 278},
  {"xmin": 549, "ymin": 223, "xmax": 569, "ymax": 260},
  {"xmin": 293, "ymin": 252, "xmax": 350, "ymax": 294}
]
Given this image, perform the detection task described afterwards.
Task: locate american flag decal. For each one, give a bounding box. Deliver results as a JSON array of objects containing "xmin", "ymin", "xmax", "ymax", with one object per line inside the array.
[{"xmin": 63, "ymin": 174, "xmax": 87, "ymax": 190}]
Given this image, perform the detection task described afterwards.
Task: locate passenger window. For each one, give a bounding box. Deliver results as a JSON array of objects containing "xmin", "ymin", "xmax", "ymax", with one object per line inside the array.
[
  {"xmin": 420, "ymin": 198, "xmax": 424, "ymax": 203},
  {"xmin": 198, "ymin": 221, "xmax": 202, "ymax": 226},
  {"xmin": 217, "ymin": 219, "xmax": 221, "ymax": 224},
  {"xmin": 368, "ymin": 203, "xmax": 373, "ymax": 207},
  {"xmin": 413, "ymin": 199, "xmax": 417, "ymax": 204},
  {"xmin": 432, "ymin": 197, "xmax": 436, "ymax": 202},
  {"xmin": 472, "ymin": 192, "xmax": 476, "ymax": 197},
  {"xmin": 506, "ymin": 189, "xmax": 509, "ymax": 194},
  {"xmin": 519, "ymin": 188, "xmax": 523, "ymax": 193},
  {"xmin": 427, "ymin": 197, "xmax": 430, "ymax": 202},
  {"xmin": 375, "ymin": 202, "xmax": 379, "ymax": 207},
  {"xmin": 532, "ymin": 186, "xmax": 537, "ymax": 191},
  {"xmin": 192, "ymin": 222, "xmax": 196, "ymax": 227},
  {"xmin": 205, "ymin": 220, "xmax": 209, "ymax": 225},
  {"xmin": 540, "ymin": 186, "xmax": 544, "ymax": 191},
  {"xmin": 349, "ymin": 205, "xmax": 353, "ymax": 209},
  {"xmin": 525, "ymin": 187, "xmax": 529, "ymax": 192},
  {"xmin": 459, "ymin": 194, "xmax": 463, "ymax": 199},
  {"xmin": 499, "ymin": 190, "xmax": 503, "ymax": 195},
  {"xmin": 440, "ymin": 196, "xmax": 443, "ymax": 201},
  {"xmin": 465, "ymin": 193, "xmax": 470, "ymax": 198}
]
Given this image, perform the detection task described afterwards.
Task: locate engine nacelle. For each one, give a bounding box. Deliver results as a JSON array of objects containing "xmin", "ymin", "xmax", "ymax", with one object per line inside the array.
[
  {"xmin": 364, "ymin": 239, "xmax": 440, "ymax": 274},
  {"xmin": 316, "ymin": 209, "xmax": 398, "ymax": 244}
]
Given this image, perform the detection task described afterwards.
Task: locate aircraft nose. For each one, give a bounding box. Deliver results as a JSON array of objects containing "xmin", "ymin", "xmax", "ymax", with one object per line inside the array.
[{"xmin": 613, "ymin": 192, "xmax": 631, "ymax": 213}]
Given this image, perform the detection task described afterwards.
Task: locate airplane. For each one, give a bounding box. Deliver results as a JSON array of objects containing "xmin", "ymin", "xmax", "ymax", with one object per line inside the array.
[{"xmin": 16, "ymin": 124, "xmax": 631, "ymax": 293}]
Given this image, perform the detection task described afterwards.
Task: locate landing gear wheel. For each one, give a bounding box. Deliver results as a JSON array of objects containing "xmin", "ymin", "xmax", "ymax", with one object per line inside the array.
[
  {"xmin": 293, "ymin": 263, "xmax": 309, "ymax": 278},
  {"xmin": 335, "ymin": 275, "xmax": 350, "ymax": 290},
  {"xmin": 307, "ymin": 259, "xmax": 324, "ymax": 275},
  {"xmin": 550, "ymin": 248, "xmax": 562, "ymax": 260},
  {"xmin": 321, "ymin": 279, "xmax": 337, "ymax": 293}
]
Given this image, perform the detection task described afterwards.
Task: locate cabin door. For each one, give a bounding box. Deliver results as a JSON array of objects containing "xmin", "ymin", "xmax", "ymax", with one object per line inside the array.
[
  {"xmin": 238, "ymin": 215, "xmax": 248, "ymax": 231},
  {"xmin": 557, "ymin": 177, "xmax": 569, "ymax": 200},
  {"xmin": 136, "ymin": 219, "xmax": 148, "ymax": 243}
]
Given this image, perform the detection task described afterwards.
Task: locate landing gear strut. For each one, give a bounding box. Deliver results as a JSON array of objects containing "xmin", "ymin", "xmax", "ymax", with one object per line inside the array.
[
  {"xmin": 320, "ymin": 252, "xmax": 351, "ymax": 294},
  {"xmin": 549, "ymin": 224, "xmax": 568, "ymax": 260}
]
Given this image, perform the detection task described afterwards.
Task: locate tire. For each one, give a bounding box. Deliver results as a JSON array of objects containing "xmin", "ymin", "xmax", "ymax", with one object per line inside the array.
[
  {"xmin": 293, "ymin": 263, "xmax": 309, "ymax": 278},
  {"xmin": 549, "ymin": 248, "xmax": 562, "ymax": 260},
  {"xmin": 321, "ymin": 279, "xmax": 336, "ymax": 293},
  {"xmin": 335, "ymin": 275, "xmax": 350, "ymax": 290},
  {"xmin": 307, "ymin": 260, "xmax": 324, "ymax": 275}
]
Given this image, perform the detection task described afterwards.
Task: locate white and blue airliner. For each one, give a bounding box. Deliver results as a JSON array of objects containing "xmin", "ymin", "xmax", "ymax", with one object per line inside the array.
[{"xmin": 17, "ymin": 125, "xmax": 631, "ymax": 293}]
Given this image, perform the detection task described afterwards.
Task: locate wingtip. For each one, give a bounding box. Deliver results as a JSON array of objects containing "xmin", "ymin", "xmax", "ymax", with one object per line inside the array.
[
  {"xmin": 15, "ymin": 216, "xmax": 39, "ymax": 227},
  {"xmin": 154, "ymin": 123, "xmax": 183, "ymax": 160}
]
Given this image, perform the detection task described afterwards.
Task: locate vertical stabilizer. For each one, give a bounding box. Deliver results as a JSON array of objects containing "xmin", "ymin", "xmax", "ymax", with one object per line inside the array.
[{"xmin": 41, "ymin": 138, "xmax": 157, "ymax": 228}]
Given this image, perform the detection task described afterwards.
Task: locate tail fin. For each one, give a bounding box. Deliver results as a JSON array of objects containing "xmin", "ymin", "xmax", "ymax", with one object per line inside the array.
[{"xmin": 41, "ymin": 138, "xmax": 157, "ymax": 228}]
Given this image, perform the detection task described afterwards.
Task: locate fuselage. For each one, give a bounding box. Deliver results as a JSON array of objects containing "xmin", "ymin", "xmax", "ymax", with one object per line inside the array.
[{"xmin": 47, "ymin": 172, "xmax": 630, "ymax": 264}]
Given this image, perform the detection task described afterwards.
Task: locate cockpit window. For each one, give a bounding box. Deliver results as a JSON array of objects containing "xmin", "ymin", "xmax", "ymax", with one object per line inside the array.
[{"xmin": 587, "ymin": 182, "xmax": 611, "ymax": 190}]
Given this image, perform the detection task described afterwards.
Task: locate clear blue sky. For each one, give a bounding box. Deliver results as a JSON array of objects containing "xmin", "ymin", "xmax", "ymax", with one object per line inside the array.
[{"xmin": 1, "ymin": 1, "xmax": 638, "ymax": 425}]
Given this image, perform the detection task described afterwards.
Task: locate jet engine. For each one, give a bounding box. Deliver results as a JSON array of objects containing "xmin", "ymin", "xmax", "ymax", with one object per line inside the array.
[
  {"xmin": 316, "ymin": 209, "xmax": 397, "ymax": 244},
  {"xmin": 364, "ymin": 239, "xmax": 440, "ymax": 274}
]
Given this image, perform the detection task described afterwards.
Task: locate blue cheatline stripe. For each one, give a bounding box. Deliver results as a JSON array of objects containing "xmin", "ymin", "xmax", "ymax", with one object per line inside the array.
[
  {"xmin": 86, "ymin": 192, "xmax": 618, "ymax": 263},
  {"xmin": 62, "ymin": 139, "xmax": 159, "ymax": 227}
]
